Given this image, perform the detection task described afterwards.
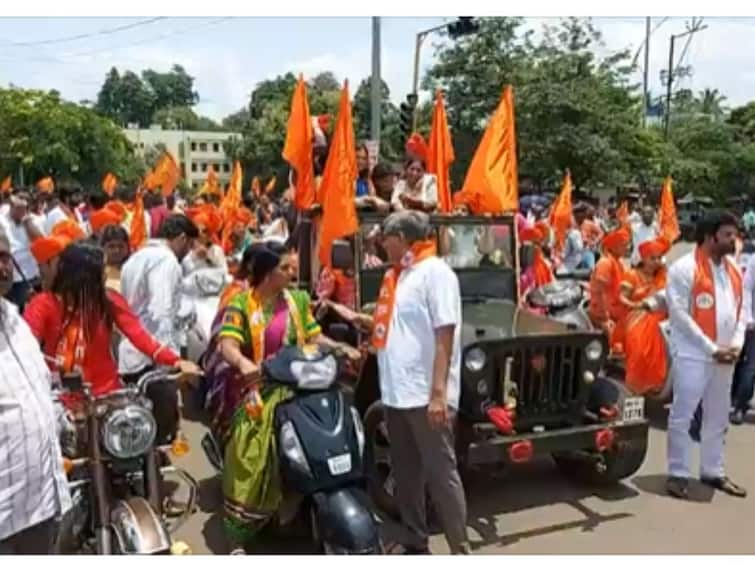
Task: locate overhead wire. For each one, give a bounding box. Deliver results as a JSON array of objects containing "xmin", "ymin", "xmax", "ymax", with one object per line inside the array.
[{"xmin": 0, "ymin": 17, "xmax": 167, "ymax": 47}]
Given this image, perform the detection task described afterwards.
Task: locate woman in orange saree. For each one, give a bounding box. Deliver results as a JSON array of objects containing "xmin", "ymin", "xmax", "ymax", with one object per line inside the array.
[{"xmin": 619, "ymin": 237, "xmax": 670, "ymax": 395}]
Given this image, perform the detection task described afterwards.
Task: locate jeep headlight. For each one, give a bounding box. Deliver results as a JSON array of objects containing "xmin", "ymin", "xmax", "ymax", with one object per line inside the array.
[
  {"xmin": 102, "ymin": 405, "xmax": 156, "ymax": 459},
  {"xmin": 465, "ymin": 347, "xmax": 487, "ymax": 372},
  {"xmin": 585, "ymin": 339, "xmax": 603, "ymax": 362}
]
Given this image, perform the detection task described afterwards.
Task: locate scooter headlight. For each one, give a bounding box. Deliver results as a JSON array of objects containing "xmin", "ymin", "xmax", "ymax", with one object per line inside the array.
[
  {"xmin": 279, "ymin": 421, "xmax": 313, "ymax": 477},
  {"xmin": 290, "ymin": 354, "xmax": 338, "ymax": 389},
  {"xmin": 102, "ymin": 405, "xmax": 156, "ymax": 459},
  {"xmin": 350, "ymin": 407, "xmax": 365, "ymax": 457}
]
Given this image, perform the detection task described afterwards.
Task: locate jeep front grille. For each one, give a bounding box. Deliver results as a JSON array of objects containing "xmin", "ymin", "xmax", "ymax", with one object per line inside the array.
[{"xmin": 499, "ymin": 344, "xmax": 583, "ymax": 420}]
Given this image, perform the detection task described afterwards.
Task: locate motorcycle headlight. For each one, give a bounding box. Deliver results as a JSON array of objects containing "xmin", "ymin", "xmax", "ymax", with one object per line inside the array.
[
  {"xmin": 465, "ymin": 347, "xmax": 487, "ymax": 372},
  {"xmin": 350, "ymin": 407, "xmax": 365, "ymax": 458},
  {"xmin": 290, "ymin": 355, "xmax": 338, "ymax": 389},
  {"xmin": 102, "ymin": 405, "xmax": 157, "ymax": 459},
  {"xmin": 279, "ymin": 421, "xmax": 312, "ymax": 477},
  {"xmin": 585, "ymin": 339, "xmax": 603, "ymax": 362}
]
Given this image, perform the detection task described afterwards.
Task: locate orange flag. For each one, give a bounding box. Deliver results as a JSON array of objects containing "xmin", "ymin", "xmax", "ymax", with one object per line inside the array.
[
  {"xmin": 251, "ymin": 176, "xmax": 261, "ymax": 198},
  {"xmin": 458, "ymin": 85, "xmax": 518, "ymax": 214},
  {"xmin": 0, "ymin": 176, "xmax": 11, "ymax": 194},
  {"xmin": 36, "ymin": 176, "xmax": 55, "ymax": 194},
  {"xmin": 199, "ymin": 167, "xmax": 221, "ymax": 196},
  {"xmin": 659, "ymin": 176, "xmax": 680, "ymax": 243},
  {"xmin": 616, "ymin": 200, "xmax": 630, "ymax": 227},
  {"xmin": 129, "ymin": 186, "xmax": 148, "ymax": 250},
  {"xmin": 265, "ymin": 176, "xmax": 277, "ymax": 195},
  {"xmin": 282, "ymin": 75, "xmax": 316, "ymax": 211},
  {"xmin": 318, "ymin": 81, "xmax": 358, "ymax": 267},
  {"xmin": 548, "ymin": 170, "xmax": 573, "ymax": 253},
  {"xmin": 427, "ymin": 90, "xmax": 455, "ymax": 213},
  {"xmin": 144, "ymin": 152, "xmax": 180, "ymax": 197},
  {"xmin": 220, "ymin": 161, "xmax": 243, "ymax": 250},
  {"xmin": 102, "ymin": 172, "xmax": 118, "ymax": 197}
]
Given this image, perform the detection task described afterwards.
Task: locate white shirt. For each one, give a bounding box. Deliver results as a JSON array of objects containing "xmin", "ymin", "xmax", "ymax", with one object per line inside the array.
[
  {"xmin": 0, "ymin": 212, "xmax": 42, "ymax": 282},
  {"xmin": 0, "ymin": 299, "xmax": 71, "ymax": 540},
  {"xmin": 182, "ymin": 244, "xmax": 228, "ymax": 276},
  {"xmin": 744, "ymin": 253, "xmax": 755, "ymax": 324},
  {"xmin": 118, "ymin": 240, "xmax": 183, "ymax": 374},
  {"xmin": 391, "ymin": 174, "xmax": 438, "ymax": 211},
  {"xmin": 377, "ymin": 256, "xmax": 462, "ymax": 410},
  {"xmin": 666, "ymin": 251, "xmax": 748, "ymax": 362},
  {"xmin": 44, "ymin": 205, "xmax": 84, "ymax": 235},
  {"xmin": 559, "ymin": 228, "xmax": 584, "ymax": 274},
  {"xmin": 631, "ymin": 221, "xmax": 658, "ymax": 265}
]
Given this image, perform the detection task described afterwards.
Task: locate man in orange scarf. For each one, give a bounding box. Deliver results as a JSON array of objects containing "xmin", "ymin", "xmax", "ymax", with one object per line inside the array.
[
  {"xmin": 666, "ymin": 211, "xmax": 747, "ymax": 499},
  {"xmin": 588, "ymin": 226, "xmax": 631, "ymax": 349}
]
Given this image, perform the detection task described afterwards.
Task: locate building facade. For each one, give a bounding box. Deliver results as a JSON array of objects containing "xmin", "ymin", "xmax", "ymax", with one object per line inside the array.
[{"xmin": 123, "ymin": 125, "xmax": 241, "ymax": 191}]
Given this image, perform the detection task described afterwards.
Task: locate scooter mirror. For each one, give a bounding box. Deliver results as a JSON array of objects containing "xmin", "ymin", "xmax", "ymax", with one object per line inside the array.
[
  {"xmin": 328, "ymin": 322, "xmax": 351, "ymax": 344},
  {"xmin": 62, "ymin": 372, "xmax": 84, "ymax": 392}
]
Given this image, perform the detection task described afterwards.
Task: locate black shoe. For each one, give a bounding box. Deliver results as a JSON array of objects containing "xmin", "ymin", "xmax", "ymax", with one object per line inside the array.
[
  {"xmin": 730, "ymin": 410, "xmax": 745, "ymax": 426},
  {"xmin": 666, "ymin": 476, "xmax": 690, "ymax": 499},
  {"xmin": 701, "ymin": 476, "xmax": 748, "ymax": 498}
]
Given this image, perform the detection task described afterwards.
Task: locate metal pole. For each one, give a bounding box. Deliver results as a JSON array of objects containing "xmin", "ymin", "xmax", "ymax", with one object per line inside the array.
[
  {"xmin": 411, "ymin": 32, "xmax": 424, "ymax": 131},
  {"xmin": 664, "ymin": 34, "xmax": 675, "ymax": 140},
  {"xmin": 370, "ymin": 17, "xmax": 382, "ymax": 143},
  {"xmin": 642, "ymin": 16, "xmax": 650, "ymax": 128}
]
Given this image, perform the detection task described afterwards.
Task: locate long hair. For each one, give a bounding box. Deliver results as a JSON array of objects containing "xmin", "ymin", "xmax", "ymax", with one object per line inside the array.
[{"xmin": 51, "ymin": 241, "xmax": 111, "ymax": 338}]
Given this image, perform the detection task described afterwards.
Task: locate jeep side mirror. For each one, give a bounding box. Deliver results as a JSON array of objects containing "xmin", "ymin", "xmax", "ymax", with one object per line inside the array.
[{"xmin": 331, "ymin": 239, "xmax": 354, "ymax": 271}]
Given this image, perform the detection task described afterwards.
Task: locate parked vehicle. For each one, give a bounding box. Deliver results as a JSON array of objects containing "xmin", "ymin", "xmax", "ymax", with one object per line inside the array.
[
  {"xmin": 55, "ymin": 368, "xmax": 197, "ymax": 555},
  {"xmin": 202, "ymin": 345, "xmax": 382, "ymax": 554}
]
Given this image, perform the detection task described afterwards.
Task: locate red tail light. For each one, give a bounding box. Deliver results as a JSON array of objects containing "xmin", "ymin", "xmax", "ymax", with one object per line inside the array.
[
  {"xmin": 595, "ymin": 429, "xmax": 615, "ymax": 452},
  {"xmin": 600, "ymin": 404, "xmax": 619, "ymax": 421},
  {"xmin": 509, "ymin": 440, "xmax": 534, "ymax": 463}
]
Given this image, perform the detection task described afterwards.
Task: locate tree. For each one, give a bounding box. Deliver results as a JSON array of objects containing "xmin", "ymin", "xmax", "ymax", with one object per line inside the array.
[
  {"xmin": 142, "ymin": 65, "xmax": 198, "ymax": 110},
  {"xmin": 352, "ymin": 77, "xmax": 403, "ymax": 162},
  {"xmin": 152, "ymin": 106, "xmax": 221, "ymax": 131},
  {"xmin": 698, "ymin": 88, "xmax": 727, "ymax": 117},
  {"xmin": 222, "ymin": 107, "xmax": 251, "ymax": 131}
]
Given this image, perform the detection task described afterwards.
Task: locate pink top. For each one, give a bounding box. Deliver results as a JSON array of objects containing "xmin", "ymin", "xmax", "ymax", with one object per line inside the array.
[{"xmin": 264, "ymin": 298, "xmax": 290, "ymax": 358}]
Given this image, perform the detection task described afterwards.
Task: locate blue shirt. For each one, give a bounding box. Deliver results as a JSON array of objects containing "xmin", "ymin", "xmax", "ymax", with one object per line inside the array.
[{"xmin": 356, "ymin": 178, "xmax": 369, "ymax": 197}]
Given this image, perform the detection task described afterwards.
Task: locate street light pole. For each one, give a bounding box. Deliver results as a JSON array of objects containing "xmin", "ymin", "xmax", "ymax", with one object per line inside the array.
[
  {"xmin": 370, "ymin": 17, "xmax": 382, "ymax": 143},
  {"xmin": 642, "ymin": 16, "xmax": 650, "ymax": 128},
  {"xmin": 411, "ymin": 22, "xmax": 450, "ymax": 131}
]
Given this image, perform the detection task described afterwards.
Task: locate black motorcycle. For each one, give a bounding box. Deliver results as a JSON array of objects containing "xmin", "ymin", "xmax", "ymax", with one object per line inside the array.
[
  {"xmin": 202, "ymin": 345, "xmax": 382, "ymax": 554},
  {"xmin": 55, "ymin": 368, "xmax": 197, "ymax": 555}
]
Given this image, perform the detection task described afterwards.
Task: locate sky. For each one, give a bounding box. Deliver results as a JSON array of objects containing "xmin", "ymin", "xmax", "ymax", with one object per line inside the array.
[{"xmin": 2, "ymin": 16, "xmax": 755, "ymax": 123}]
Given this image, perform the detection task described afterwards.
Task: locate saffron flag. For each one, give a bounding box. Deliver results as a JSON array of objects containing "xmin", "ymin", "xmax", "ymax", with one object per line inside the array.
[
  {"xmin": 220, "ymin": 161, "xmax": 243, "ymax": 251},
  {"xmin": 199, "ymin": 167, "xmax": 221, "ymax": 197},
  {"xmin": 102, "ymin": 172, "xmax": 118, "ymax": 197},
  {"xmin": 0, "ymin": 176, "xmax": 11, "ymax": 194},
  {"xmin": 265, "ymin": 176, "xmax": 277, "ymax": 195},
  {"xmin": 659, "ymin": 176, "xmax": 680, "ymax": 243},
  {"xmin": 548, "ymin": 170, "xmax": 573, "ymax": 253},
  {"xmin": 36, "ymin": 176, "xmax": 55, "ymax": 194},
  {"xmin": 251, "ymin": 176, "xmax": 261, "ymax": 198},
  {"xmin": 427, "ymin": 90, "xmax": 455, "ymax": 213},
  {"xmin": 282, "ymin": 75, "xmax": 316, "ymax": 211},
  {"xmin": 318, "ymin": 81, "xmax": 358, "ymax": 267},
  {"xmin": 458, "ymin": 85, "xmax": 519, "ymax": 214},
  {"xmin": 616, "ymin": 200, "xmax": 630, "ymax": 227},
  {"xmin": 129, "ymin": 186, "xmax": 148, "ymax": 250},
  {"xmin": 143, "ymin": 152, "xmax": 180, "ymax": 197}
]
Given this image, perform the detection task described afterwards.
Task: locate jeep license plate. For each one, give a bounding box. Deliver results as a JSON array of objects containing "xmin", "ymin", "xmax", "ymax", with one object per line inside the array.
[
  {"xmin": 622, "ymin": 396, "xmax": 645, "ymax": 422},
  {"xmin": 327, "ymin": 454, "xmax": 352, "ymax": 476}
]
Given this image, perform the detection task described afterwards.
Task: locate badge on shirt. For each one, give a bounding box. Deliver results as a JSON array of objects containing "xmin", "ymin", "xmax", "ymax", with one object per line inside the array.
[
  {"xmin": 695, "ymin": 292, "xmax": 715, "ymax": 310},
  {"xmin": 224, "ymin": 310, "xmax": 243, "ymax": 327},
  {"xmin": 374, "ymin": 323, "xmax": 386, "ymax": 340}
]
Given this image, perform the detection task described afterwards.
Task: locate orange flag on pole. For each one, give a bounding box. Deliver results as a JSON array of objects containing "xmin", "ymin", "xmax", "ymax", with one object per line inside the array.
[
  {"xmin": 427, "ymin": 90, "xmax": 455, "ymax": 213},
  {"xmin": 129, "ymin": 186, "xmax": 148, "ymax": 250},
  {"xmin": 282, "ymin": 75, "xmax": 316, "ymax": 211},
  {"xmin": 0, "ymin": 176, "xmax": 11, "ymax": 194},
  {"xmin": 143, "ymin": 152, "xmax": 180, "ymax": 197},
  {"xmin": 265, "ymin": 176, "xmax": 277, "ymax": 195},
  {"xmin": 458, "ymin": 85, "xmax": 518, "ymax": 214},
  {"xmin": 199, "ymin": 167, "xmax": 221, "ymax": 197},
  {"xmin": 659, "ymin": 176, "xmax": 680, "ymax": 243},
  {"xmin": 318, "ymin": 81, "xmax": 358, "ymax": 267},
  {"xmin": 548, "ymin": 170, "xmax": 574, "ymax": 253},
  {"xmin": 102, "ymin": 172, "xmax": 118, "ymax": 197},
  {"xmin": 221, "ymin": 161, "xmax": 243, "ymax": 251},
  {"xmin": 251, "ymin": 176, "xmax": 261, "ymax": 198},
  {"xmin": 36, "ymin": 177, "xmax": 55, "ymax": 194},
  {"xmin": 616, "ymin": 200, "xmax": 630, "ymax": 227}
]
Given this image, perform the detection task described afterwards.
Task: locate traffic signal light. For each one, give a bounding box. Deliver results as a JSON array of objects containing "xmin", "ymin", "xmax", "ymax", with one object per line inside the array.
[
  {"xmin": 447, "ymin": 17, "xmax": 480, "ymax": 39},
  {"xmin": 400, "ymin": 93, "xmax": 418, "ymax": 139}
]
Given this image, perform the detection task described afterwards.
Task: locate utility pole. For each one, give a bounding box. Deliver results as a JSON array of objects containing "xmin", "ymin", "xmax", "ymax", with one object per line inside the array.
[
  {"xmin": 664, "ymin": 18, "xmax": 707, "ymax": 140},
  {"xmin": 370, "ymin": 17, "xmax": 381, "ymax": 143},
  {"xmin": 642, "ymin": 16, "xmax": 650, "ymax": 128}
]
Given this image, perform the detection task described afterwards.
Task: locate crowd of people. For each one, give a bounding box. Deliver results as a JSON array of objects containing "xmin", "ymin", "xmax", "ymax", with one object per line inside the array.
[{"xmin": 2, "ymin": 128, "xmax": 755, "ymax": 554}]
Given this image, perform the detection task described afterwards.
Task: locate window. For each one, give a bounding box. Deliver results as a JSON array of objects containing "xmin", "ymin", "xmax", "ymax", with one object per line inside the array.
[
  {"xmin": 191, "ymin": 163, "xmax": 197, "ymax": 172},
  {"xmin": 193, "ymin": 182, "xmax": 200, "ymax": 190},
  {"xmin": 139, "ymin": 142, "xmax": 145, "ymax": 149},
  {"xmin": 199, "ymin": 142, "xmax": 208, "ymax": 152},
  {"xmin": 180, "ymin": 161, "xmax": 185, "ymax": 172},
  {"xmin": 213, "ymin": 143, "xmax": 220, "ymax": 153},
  {"xmin": 201, "ymin": 163, "xmax": 208, "ymax": 172},
  {"xmin": 191, "ymin": 142, "xmax": 197, "ymax": 151},
  {"xmin": 213, "ymin": 163, "xmax": 220, "ymax": 172},
  {"xmin": 223, "ymin": 163, "xmax": 230, "ymax": 173}
]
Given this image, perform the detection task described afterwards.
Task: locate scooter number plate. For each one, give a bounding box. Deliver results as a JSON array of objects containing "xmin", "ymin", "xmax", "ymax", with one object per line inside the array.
[
  {"xmin": 622, "ymin": 396, "xmax": 645, "ymax": 422},
  {"xmin": 327, "ymin": 453, "xmax": 352, "ymax": 476}
]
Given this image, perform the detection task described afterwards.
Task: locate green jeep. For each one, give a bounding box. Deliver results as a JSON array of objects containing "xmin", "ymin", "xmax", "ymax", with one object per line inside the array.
[{"xmin": 298, "ymin": 211, "xmax": 649, "ymax": 516}]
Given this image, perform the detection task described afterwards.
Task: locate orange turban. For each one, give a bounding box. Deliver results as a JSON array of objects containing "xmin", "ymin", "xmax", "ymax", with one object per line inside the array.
[
  {"xmin": 104, "ymin": 201, "xmax": 128, "ymax": 223},
  {"xmin": 50, "ymin": 219, "xmax": 86, "ymax": 242},
  {"xmin": 602, "ymin": 226, "xmax": 631, "ymax": 253},
  {"xmin": 31, "ymin": 235, "xmax": 71, "ymax": 264},
  {"xmin": 90, "ymin": 208, "xmax": 122, "ymax": 233},
  {"xmin": 405, "ymin": 133, "xmax": 428, "ymax": 163},
  {"xmin": 638, "ymin": 236, "xmax": 671, "ymax": 260}
]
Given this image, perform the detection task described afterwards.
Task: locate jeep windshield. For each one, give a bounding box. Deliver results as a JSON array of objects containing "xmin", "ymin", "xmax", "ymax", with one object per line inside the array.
[{"xmin": 355, "ymin": 213, "xmax": 518, "ymax": 306}]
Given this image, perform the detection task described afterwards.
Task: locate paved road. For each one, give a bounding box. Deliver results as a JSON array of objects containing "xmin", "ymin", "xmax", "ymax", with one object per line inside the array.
[{"xmin": 173, "ymin": 241, "xmax": 755, "ymax": 554}]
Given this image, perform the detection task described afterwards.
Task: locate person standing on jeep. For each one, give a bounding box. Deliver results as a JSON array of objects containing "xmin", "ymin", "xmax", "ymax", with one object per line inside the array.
[
  {"xmin": 370, "ymin": 210, "xmax": 469, "ymax": 554},
  {"xmin": 666, "ymin": 211, "xmax": 748, "ymax": 499}
]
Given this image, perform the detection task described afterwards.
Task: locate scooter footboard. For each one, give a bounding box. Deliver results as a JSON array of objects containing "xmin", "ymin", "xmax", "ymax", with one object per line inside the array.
[{"xmin": 311, "ymin": 488, "xmax": 381, "ymax": 554}]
